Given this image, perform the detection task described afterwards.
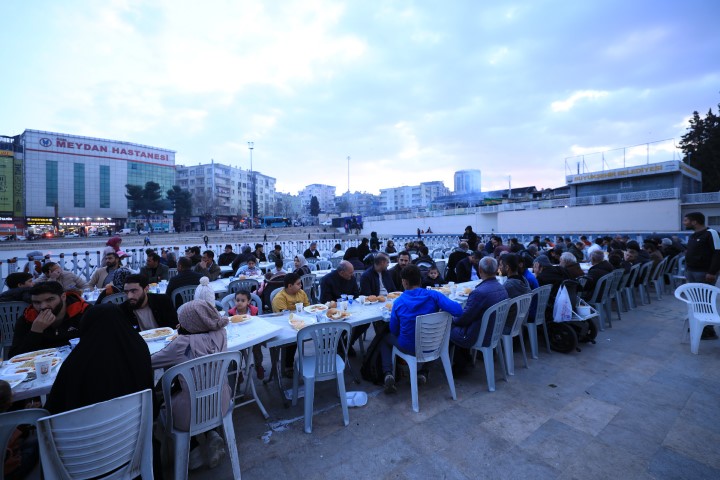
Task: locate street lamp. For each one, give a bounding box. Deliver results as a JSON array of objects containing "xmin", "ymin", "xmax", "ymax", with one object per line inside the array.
[{"xmin": 248, "ymin": 141, "xmax": 254, "ymax": 229}]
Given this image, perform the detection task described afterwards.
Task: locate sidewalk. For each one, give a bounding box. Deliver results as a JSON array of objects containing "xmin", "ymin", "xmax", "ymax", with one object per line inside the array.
[{"xmin": 191, "ymin": 291, "xmax": 720, "ymax": 479}]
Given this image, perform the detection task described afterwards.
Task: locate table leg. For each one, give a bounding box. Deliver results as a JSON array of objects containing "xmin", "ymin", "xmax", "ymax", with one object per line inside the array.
[{"xmin": 264, "ymin": 346, "xmax": 289, "ymax": 407}]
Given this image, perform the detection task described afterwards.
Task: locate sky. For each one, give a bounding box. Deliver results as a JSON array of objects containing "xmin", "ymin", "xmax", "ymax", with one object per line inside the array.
[{"xmin": 2, "ymin": 0, "xmax": 719, "ymax": 196}]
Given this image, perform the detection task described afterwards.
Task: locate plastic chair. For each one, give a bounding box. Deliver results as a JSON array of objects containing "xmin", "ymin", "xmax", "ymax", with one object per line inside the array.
[
  {"xmin": 649, "ymin": 257, "xmax": 669, "ymax": 301},
  {"xmin": 392, "ymin": 312, "xmax": 456, "ymax": 413},
  {"xmin": 671, "ymin": 255, "xmax": 687, "ymax": 291},
  {"xmin": 100, "ymin": 292, "xmax": 127, "ymax": 305},
  {"xmin": 635, "ymin": 262, "xmax": 654, "ymax": 305},
  {"xmin": 662, "ymin": 255, "xmax": 679, "ymax": 294},
  {"xmin": 292, "ymin": 322, "xmax": 351, "ymax": 433},
  {"xmin": 526, "ymin": 285, "xmax": 552, "ymax": 359},
  {"xmin": 469, "ymin": 298, "xmax": 511, "ymax": 392},
  {"xmin": 315, "ymin": 260, "xmax": 331, "ymax": 271},
  {"xmin": 167, "ymin": 268, "xmax": 178, "ymax": 280},
  {"xmin": 0, "ymin": 408, "xmax": 49, "ymax": 479},
  {"xmin": 282, "ymin": 259, "xmax": 295, "ymax": 271},
  {"xmin": 674, "ymin": 283, "xmax": 720, "ymax": 355},
  {"xmin": 37, "ymin": 389, "xmax": 153, "ymax": 480},
  {"xmin": 219, "ymin": 292, "xmax": 263, "ymax": 312},
  {"xmin": 585, "ymin": 272, "xmax": 614, "ymax": 331},
  {"xmin": 434, "ymin": 260, "xmax": 447, "ymax": 278},
  {"xmin": 623, "ymin": 263, "xmax": 642, "ymax": 309},
  {"xmin": 269, "ymin": 287, "xmax": 283, "ymax": 308},
  {"xmin": 170, "ymin": 285, "xmax": 197, "ymax": 309},
  {"xmin": 300, "ymin": 274, "xmax": 316, "ymax": 302},
  {"xmin": 0, "ymin": 301, "xmax": 28, "ymax": 356},
  {"xmin": 329, "ymin": 257, "xmax": 342, "ymax": 269},
  {"xmin": 501, "ymin": 293, "xmax": 533, "ymax": 375},
  {"xmin": 605, "ymin": 268, "xmax": 624, "ymax": 322},
  {"xmin": 159, "ymin": 352, "xmax": 241, "ymax": 479},
  {"xmin": 353, "ymin": 271, "xmax": 363, "ymax": 289},
  {"xmin": 615, "ymin": 269, "xmax": 631, "ymax": 314},
  {"xmin": 228, "ymin": 279, "xmax": 259, "ymax": 294}
]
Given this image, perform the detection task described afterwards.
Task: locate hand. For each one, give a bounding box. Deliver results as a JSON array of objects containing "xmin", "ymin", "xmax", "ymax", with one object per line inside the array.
[
  {"xmin": 199, "ymin": 260, "xmax": 208, "ymax": 269},
  {"xmin": 30, "ymin": 309, "xmax": 56, "ymax": 333},
  {"xmin": 706, "ymin": 274, "xmax": 717, "ymax": 284}
]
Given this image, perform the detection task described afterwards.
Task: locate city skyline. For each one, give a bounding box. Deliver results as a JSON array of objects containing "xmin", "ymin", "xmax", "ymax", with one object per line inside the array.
[{"xmin": 2, "ymin": 1, "xmax": 718, "ymax": 195}]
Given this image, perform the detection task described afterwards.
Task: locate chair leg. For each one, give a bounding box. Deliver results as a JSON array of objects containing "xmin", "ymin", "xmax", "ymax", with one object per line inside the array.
[
  {"xmin": 481, "ymin": 349, "xmax": 496, "ymax": 392},
  {"xmin": 689, "ymin": 319, "xmax": 702, "ymax": 355},
  {"xmin": 604, "ymin": 300, "xmax": 613, "ymax": 328},
  {"xmin": 172, "ymin": 432, "xmax": 190, "ymax": 480},
  {"xmin": 336, "ymin": 373, "xmax": 349, "ymax": 426},
  {"xmin": 440, "ymin": 351, "xmax": 456, "ymax": 400},
  {"xmin": 501, "ymin": 335, "xmax": 515, "ymax": 376},
  {"xmin": 407, "ymin": 357, "xmax": 419, "ymax": 413},
  {"xmin": 222, "ymin": 415, "xmax": 242, "ymax": 479},
  {"xmin": 518, "ymin": 334, "xmax": 528, "ymax": 369},
  {"xmin": 527, "ymin": 324, "xmax": 539, "ymax": 359},
  {"xmin": 495, "ymin": 342, "xmax": 508, "ymax": 382},
  {"xmin": 291, "ymin": 366, "xmax": 299, "ymax": 407},
  {"xmin": 303, "ymin": 378, "xmax": 315, "ymax": 433},
  {"xmin": 681, "ymin": 318, "xmax": 689, "ymax": 343},
  {"xmin": 542, "ymin": 323, "xmax": 551, "ymax": 353}
]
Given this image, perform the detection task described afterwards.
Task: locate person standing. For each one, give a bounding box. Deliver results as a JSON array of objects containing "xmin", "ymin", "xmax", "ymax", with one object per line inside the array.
[{"xmin": 683, "ymin": 212, "xmax": 720, "ymax": 339}]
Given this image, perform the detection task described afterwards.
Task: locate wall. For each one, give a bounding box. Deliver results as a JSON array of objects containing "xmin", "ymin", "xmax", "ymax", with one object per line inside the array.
[{"xmin": 364, "ymin": 212, "xmax": 498, "ymax": 235}]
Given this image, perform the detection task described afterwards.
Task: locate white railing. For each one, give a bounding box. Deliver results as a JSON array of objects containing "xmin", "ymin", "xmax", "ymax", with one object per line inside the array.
[{"xmin": 682, "ymin": 192, "xmax": 720, "ymax": 204}]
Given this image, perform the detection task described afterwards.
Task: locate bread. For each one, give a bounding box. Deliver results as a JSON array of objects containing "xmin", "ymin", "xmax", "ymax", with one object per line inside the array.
[
  {"xmin": 387, "ymin": 292, "xmax": 401, "ymax": 299},
  {"xmin": 326, "ymin": 301, "xmax": 337, "ymax": 309},
  {"xmin": 376, "ymin": 295, "xmax": 386, "ymax": 302},
  {"xmin": 230, "ymin": 314, "xmax": 249, "ymax": 323},
  {"xmin": 385, "ymin": 302, "xmax": 393, "ymax": 311},
  {"xmin": 367, "ymin": 295, "xmax": 378, "ymax": 302}
]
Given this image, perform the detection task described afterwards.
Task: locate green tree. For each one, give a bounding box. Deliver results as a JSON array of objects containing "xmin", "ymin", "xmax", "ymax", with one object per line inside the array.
[
  {"xmin": 167, "ymin": 185, "xmax": 193, "ymax": 232},
  {"xmin": 680, "ymin": 104, "xmax": 720, "ymax": 192},
  {"xmin": 125, "ymin": 185, "xmax": 144, "ymax": 217},
  {"xmin": 309, "ymin": 195, "xmax": 320, "ymax": 216},
  {"xmin": 125, "ymin": 182, "xmax": 167, "ymax": 231}
]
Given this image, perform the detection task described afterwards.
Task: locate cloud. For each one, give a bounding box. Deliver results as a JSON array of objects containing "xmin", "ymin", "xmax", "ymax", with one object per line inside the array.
[{"xmin": 551, "ymin": 90, "xmax": 610, "ymax": 112}]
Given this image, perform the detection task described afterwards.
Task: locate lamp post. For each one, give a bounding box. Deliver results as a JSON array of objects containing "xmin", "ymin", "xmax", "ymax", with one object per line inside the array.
[{"xmin": 248, "ymin": 141, "xmax": 254, "ymax": 229}]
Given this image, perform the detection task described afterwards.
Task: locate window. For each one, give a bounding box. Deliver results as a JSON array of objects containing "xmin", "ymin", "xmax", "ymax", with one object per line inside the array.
[
  {"xmin": 46, "ymin": 160, "xmax": 58, "ymax": 207},
  {"xmin": 74, "ymin": 163, "xmax": 85, "ymax": 208},
  {"xmin": 99, "ymin": 165, "xmax": 110, "ymax": 208},
  {"xmin": 708, "ymin": 216, "xmax": 720, "ymax": 227}
]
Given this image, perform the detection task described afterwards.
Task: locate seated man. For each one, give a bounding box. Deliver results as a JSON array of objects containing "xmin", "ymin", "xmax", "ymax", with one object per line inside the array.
[
  {"xmin": 450, "ymin": 257, "xmax": 509, "ymax": 375},
  {"xmin": 455, "ymin": 250, "xmax": 482, "ymax": 283},
  {"xmin": 534, "ymin": 254, "xmax": 569, "ymax": 317},
  {"xmin": 559, "ymin": 252, "xmax": 584, "ymax": 279},
  {"xmin": 166, "ymin": 257, "xmax": 203, "ymax": 306},
  {"xmin": 139, "ymin": 251, "xmax": 170, "ymax": 283},
  {"xmin": 445, "ymin": 241, "xmax": 470, "ymax": 283},
  {"xmin": 217, "ymin": 244, "xmax": 237, "ymax": 266},
  {"xmin": 9, "ymin": 282, "xmax": 91, "ymax": 357},
  {"xmin": 0, "ymin": 272, "xmax": 34, "ymax": 303},
  {"xmin": 319, "ymin": 260, "xmax": 359, "ymax": 303},
  {"xmin": 359, "ymin": 254, "xmax": 396, "ymax": 297},
  {"xmin": 88, "ymin": 252, "xmax": 121, "ymax": 288},
  {"xmin": 380, "ymin": 265, "xmax": 463, "ymax": 393},
  {"xmin": 390, "ymin": 251, "xmax": 411, "ymax": 292},
  {"xmin": 583, "ymin": 250, "xmax": 614, "ymax": 298},
  {"xmin": 411, "ymin": 245, "xmax": 435, "ymax": 269},
  {"xmin": 267, "ymin": 245, "xmax": 284, "ymax": 263},
  {"xmin": 120, "ymin": 273, "xmax": 178, "ymax": 331},
  {"xmin": 193, "ymin": 250, "xmax": 221, "ymax": 281},
  {"xmin": 253, "ymin": 243, "xmax": 267, "ymax": 262},
  {"xmin": 303, "ymin": 242, "xmax": 321, "ymax": 259},
  {"xmin": 34, "ymin": 262, "xmax": 89, "ymax": 291}
]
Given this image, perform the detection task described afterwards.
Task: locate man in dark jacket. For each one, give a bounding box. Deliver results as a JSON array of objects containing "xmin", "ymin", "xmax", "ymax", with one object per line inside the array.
[
  {"xmin": 319, "ymin": 261, "xmax": 359, "ymax": 303},
  {"xmin": 411, "ymin": 245, "xmax": 435, "ymax": 268},
  {"xmin": 120, "ymin": 274, "xmax": 178, "ymax": 331},
  {"xmin": 0, "ymin": 272, "xmax": 34, "ymax": 303},
  {"xmin": 218, "ymin": 245, "xmax": 237, "ymax": 266},
  {"xmin": 583, "ymin": 250, "xmax": 614, "ymax": 299},
  {"xmin": 165, "ymin": 257, "xmax": 202, "ymax": 307},
  {"xmin": 534, "ymin": 255, "xmax": 569, "ymax": 317},
  {"xmin": 360, "ymin": 254, "xmax": 396, "ymax": 296},
  {"xmin": 139, "ymin": 252, "xmax": 170, "ymax": 283},
  {"xmin": 460, "ymin": 225, "xmax": 479, "ymax": 252},
  {"xmin": 10, "ymin": 281, "xmax": 91, "ymax": 357},
  {"xmin": 455, "ymin": 251, "xmax": 483, "ymax": 283},
  {"xmin": 446, "ymin": 242, "xmax": 470, "ymax": 283},
  {"xmin": 390, "ymin": 251, "xmax": 411, "ymax": 292},
  {"xmin": 303, "ymin": 242, "xmax": 321, "ymax": 259}
]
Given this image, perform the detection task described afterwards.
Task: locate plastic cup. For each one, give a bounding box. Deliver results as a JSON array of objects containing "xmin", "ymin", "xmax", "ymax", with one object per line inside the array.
[
  {"xmin": 295, "ymin": 303, "xmax": 303, "ymax": 313},
  {"xmin": 347, "ymin": 295, "xmax": 354, "ymax": 305},
  {"xmin": 34, "ymin": 356, "xmax": 53, "ymax": 382},
  {"xmin": 340, "ymin": 301, "xmax": 349, "ymax": 311},
  {"xmin": 358, "ymin": 295, "xmax": 366, "ymax": 305}
]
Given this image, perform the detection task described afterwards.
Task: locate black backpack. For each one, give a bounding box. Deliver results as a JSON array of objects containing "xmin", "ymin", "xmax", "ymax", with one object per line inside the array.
[{"xmin": 360, "ymin": 329, "xmax": 389, "ymax": 385}]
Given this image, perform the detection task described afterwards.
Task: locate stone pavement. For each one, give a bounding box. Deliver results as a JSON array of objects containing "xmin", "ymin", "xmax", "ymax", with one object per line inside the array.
[{"xmin": 190, "ymin": 291, "xmax": 720, "ymax": 480}]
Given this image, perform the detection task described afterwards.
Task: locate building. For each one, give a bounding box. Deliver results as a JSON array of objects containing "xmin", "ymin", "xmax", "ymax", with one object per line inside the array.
[
  {"xmin": 379, "ymin": 181, "xmax": 450, "ymax": 212},
  {"xmin": 176, "ymin": 161, "xmax": 276, "ymax": 230},
  {"xmin": 299, "ymin": 184, "xmax": 336, "ymax": 214},
  {"xmin": 336, "ymin": 191, "xmax": 380, "ymax": 217},
  {"xmin": 454, "ymin": 169, "xmax": 481, "ymax": 194},
  {"xmin": 274, "ymin": 192, "xmax": 302, "ymax": 218},
  {"xmin": 7, "ymin": 129, "xmax": 175, "ymax": 235}
]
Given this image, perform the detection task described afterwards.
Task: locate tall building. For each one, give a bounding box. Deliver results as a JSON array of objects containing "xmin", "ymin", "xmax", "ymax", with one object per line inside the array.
[
  {"xmin": 176, "ymin": 161, "xmax": 276, "ymax": 230},
  {"xmin": 274, "ymin": 192, "xmax": 302, "ymax": 218},
  {"xmin": 299, "ymin": 184, "xmax": 336, "ymax": 214},
  {"xmin": 337, "ymin": 191, "xmax": 380, "ymax": 216},
  {"xmin": 379, "ymin": 181, "xmax": 450, "ymax": 212},
  {"xmin": 454, "ymin": 169, "xmax": 481, "ymax": 194}
]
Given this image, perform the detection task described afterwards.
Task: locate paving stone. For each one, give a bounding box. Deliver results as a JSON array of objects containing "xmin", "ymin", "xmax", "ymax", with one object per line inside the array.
[
  {"xmin": 552, "ymin": 396, "xmax": 621, "ymax": 436},
  {"xmin": 648, "ymin": 446, "xmax": 720, "ymax": 480},
  {"xmin": 518, "ymin": 419, "xmax": 595, "ymax": 470},
  {"xmin": 663, "ymin": 420, "xmax": 720, "ymax": 470}
]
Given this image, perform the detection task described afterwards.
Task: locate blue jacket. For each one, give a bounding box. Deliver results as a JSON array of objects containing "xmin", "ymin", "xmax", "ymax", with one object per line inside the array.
[
  {"xmin": 390, "ymin": 288, "xmax": 463, "ymax": 352},
  {"xmin": 450, "ymin": 278, "xmax": 509, "ymax": 349}
]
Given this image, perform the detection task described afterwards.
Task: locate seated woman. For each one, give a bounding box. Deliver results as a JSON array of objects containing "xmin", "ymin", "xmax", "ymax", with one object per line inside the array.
[
  {"xmin": 384, "ymin": 240, "xmax": 397, "ymax": 254},
  {"xmin": 271, "ymin": 273, "xmax": 309, "ymax": 377},
  {"xmin": 343, "ymin": 247, "xmax": 365, "ymax": 271},
  {"xmin": 293, "ymin": 255, "xmax": 312, "ymax": 277},
  {"xmin": 151, "ymin": 300, "xmax": 231, "ymax": 470},
  {"xmin": 228, "ymin": 290, "xmax": 265, "ymax": 380}
]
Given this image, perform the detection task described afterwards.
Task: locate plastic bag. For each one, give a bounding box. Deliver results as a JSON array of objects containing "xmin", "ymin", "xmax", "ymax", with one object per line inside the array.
[{"xmin": 553, "ymin": 285, "xmax": 573, "ymax": 322}]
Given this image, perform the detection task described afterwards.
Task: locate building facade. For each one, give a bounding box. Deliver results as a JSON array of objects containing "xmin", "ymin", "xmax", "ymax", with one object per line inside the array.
[
  {"xmin": 299, "ymin": 184, "xmax": 336, "ymax": 214},
  {"xmin": 454, "ymin": 169, "xmax": 481, "ymax": 194},
  {"xmin": 379, "ymin": 181, "xmax": 450, "ymax": 212}
]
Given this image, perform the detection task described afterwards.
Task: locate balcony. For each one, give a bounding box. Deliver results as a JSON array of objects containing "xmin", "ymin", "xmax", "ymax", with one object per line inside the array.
[{"xmin": 682, "ymin": 192, "xmax": 720, "ymax": 204}]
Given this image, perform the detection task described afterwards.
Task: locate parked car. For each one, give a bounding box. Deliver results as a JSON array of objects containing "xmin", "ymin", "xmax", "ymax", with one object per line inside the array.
[
  {"xmin": 65, "ymin": 232, "xmax": 79, "ymax": 238},
  {"xmin": 320, "ymin": 220, "xmax": 333, "ymax": 226}
]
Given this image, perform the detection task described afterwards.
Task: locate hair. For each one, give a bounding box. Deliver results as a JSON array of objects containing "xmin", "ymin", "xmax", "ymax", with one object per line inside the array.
[
  {"xmin": 146, "ymin": 252, "xmax": 160, "ymax": 263},
  {"xmin": 337, "ymin": 260, "xmax": 353, "ymax": 273},
  {"xmin": 373, "ymin": 253, "xmax": 390, "ymax": 266},
  {"xmin": 30, "ymin": 281, "xmax": 65, "ymax": 297},
  {"xmin": 400, "ymin": 264, "xmax": 422, "ymax": 287},
  {"xmin": 177, "ymin": 257, "xmax": 192, "ymax": 270},
  {"xmin": 202, "ymin": 250, "xmax": 215, "ymax": 260},
  {"xmin": 191, "ymin": 246, "xmax": 201, "ymax": 255},
  {"xmin": 643, "ymin": 242, "xmax": 657, "ymax": 252},
  {"xmin": 274, "ymin": 244, "xmax": 281, "ymax": 250},
  {"xmin": 246, "ymin": 255, "xmax": 257, "ymax": 264},
  {"xmin": 333, "ymin": 243, "xmax": 342, "ymax": 250},
  {"xmin": 626, "ymin": 240, "xmax": 640, "ymax": 252},
  {"xmin": 343, "ymin": 247, "xmax": 359, "ymax": 260},
  {"xmin": 527, "ymin": 244, "xmax": 538, "ymax": 255},
  {"xmin": 560, "ymin": 252, "xmax": 577, "ymax": 265},
  {"xmin": 590, "ymin": 250, "xmax": 605, "ymax": 263},
  {"xmin": 361, "ymin": 238, "xmax": 369, "ymax": 244},
  {"xmin": 105, "ymin": 252, "xmax": 120, "ymax": 261},
  {"xmin": 225, "ymin": 244, "xmax": 233, "ymax": 250},
  {"xmin": 255, "ymin": 243, "xmax": 263, "ymax": 250},
  {"xmin": 479, "ymin": 256, "xmax": 498, "ymax": 275},
  {"xmin": 397, "ymin": 250, "xmax": 411, "ymax": 259},
  {"xmin": 274, "ymin": 258, "xmax": 284, "ymax": 269},
  {"xmin": 41, "ymin": 262, "xmax": 59, "ymax": 275},
  {"xmin": 471, "ymin": 250, "xmax": 484, "ymax": 259},
  {"xmin": 124, "ymin": 273, "xmax": 149, "ymax": 288},
  {"xmin": 594, "ymin": 237, "xmax": 604, "ymax": 245},
  {"xmin": 418, "ymin": 245, "xmax": 429, "ymax": 256},
  {"xmin": 518, "ymin": 252, "xmax": 534, "ymax": 272},
  {"xmin": 459, "ymin": 241, "xmax": 469, "ymax": 250},
  {"xmin": 685, "ymin": 212, "xmax": 705, "ymax": 224},
  {"xmin": 501, "ymin": 253, "xmax": 520, "ymax": 273},
  {"xmin": 283, "ymin": 272, "xmax": 301, "ymax": 288},
  {"xmin": 6, "ymin": 272, "xmax": 33, "ymax": 288},
  {"xmin": 234, "ymin": 289, "xmax": 252, "ymax": 302},
  {"xmin": 608, "ymin": 252, "xmax": 623, "ymax": 268}
]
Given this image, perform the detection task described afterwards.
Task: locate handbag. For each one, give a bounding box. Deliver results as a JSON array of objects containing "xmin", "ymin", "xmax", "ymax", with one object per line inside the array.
[{"xmin": 553, "ymin": 285, "xmax": 573, "ymax": 322}]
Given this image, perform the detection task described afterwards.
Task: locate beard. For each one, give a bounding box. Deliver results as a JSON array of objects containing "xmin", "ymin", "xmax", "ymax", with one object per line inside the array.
[
  {"xmin": 41, "ymin": 302, "xmax": 64, "ymax": 317},
  {"xmin": 128, "ymin": 292, "xmax": 147, "ymax": 309}
]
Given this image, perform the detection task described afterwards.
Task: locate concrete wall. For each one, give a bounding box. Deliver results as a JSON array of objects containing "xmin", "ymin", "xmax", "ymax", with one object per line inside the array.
[{"xmin": 364, "ymin": 212, "xmax": 498, "ymax": 235}]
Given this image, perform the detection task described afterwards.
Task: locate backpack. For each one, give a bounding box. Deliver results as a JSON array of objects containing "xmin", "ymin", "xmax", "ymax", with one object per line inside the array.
[{"xmin": 360, "ymin": 328, "xmax": 389, "ymax": 385}]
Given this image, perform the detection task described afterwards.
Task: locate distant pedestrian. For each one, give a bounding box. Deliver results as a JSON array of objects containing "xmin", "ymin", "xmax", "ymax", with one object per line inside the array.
[
  {"xmin": 144, "ymin": 236, "xmax": 151, "ymax": 246},
  {"xmin": 203, "ymin": 235, "xmax": 209, "ymax": 248}
]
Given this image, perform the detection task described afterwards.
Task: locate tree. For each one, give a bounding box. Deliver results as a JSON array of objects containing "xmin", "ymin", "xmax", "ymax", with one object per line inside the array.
[
  {"xmin": 125, "ymin": 182, "xmax": 167, "ymax": 231},
  {"xmin": 309, "ymin": 195, "xmax": 320, "ymax": 216},
  {"xmin": 167, "ymin": 185, "xmax": 193, "ymax": 232},
  {"xmin": 680, "ymin": 104, "xmax": 720, "ymax": 192}
]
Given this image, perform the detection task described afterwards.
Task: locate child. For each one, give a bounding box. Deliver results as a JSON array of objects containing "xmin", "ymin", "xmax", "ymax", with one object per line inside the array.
[
  {"xmin": 228, "ymin": 290, "xmax": 265, "ymax": 379},
  {"xmin": 422, "ymin": 265, "xmax": 445, "ymax": 288}
]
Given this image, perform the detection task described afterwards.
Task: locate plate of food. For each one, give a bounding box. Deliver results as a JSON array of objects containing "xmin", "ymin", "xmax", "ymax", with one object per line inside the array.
[
  {"xmin": 326, "ymin": 308, "xmax": 351, "ymax": 320},
  {"xmin": 304, "ymin": 304, "xmax": 329, "ymax": 314},
  {"xmin": 229, "ymin": 314, "xmax": 254, "ymax": 325},
  {"xmin": 9, "ymin": 348, "xmax": 58, "ymax": 364},
  {"xmin": 0, "ymin": 373, "xmax": 28, "ymax": 389},
  {"xmin": 364, "ymin": 295, "xmax": 381, "ymax": 304},
  {"xmin": 387, "ymin": 292, "xmax": 402, "ymax": 300},
  {"xmin": 288, "ymin": 313, "xmax": 317, "ymax": 331},
  {"xmin": 140, "ymin": 327, "xmax": 175, "ymax": 342},
  {"xmin": 4, "ymin": 356, "xmax": 61, "ymax": 375}
]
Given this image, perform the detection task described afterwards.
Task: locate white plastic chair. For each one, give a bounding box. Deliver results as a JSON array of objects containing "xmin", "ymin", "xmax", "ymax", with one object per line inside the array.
[
  {"xmin": 623, "ymin": 263, "xmax": 642, "ymax": 309},
  {"xmin": 470, "ymin": 298, "xmax": 511, "ymax": 392},
  {"xmin": 586, "ymin": 272, "xmax": 614, "ymax": 331},
  {"xmin": 37, "ymin": 389, "xmax": 153, "ymax": 480},
  {"xmin": 662, "ymin": 255, "xmax": 680, "ymax": 294},
  {"xmin": 501, "ymin": 293, "xmax": 533, "ymax": 375},
  {"xmin": 671, "ymin": 255, "xmax": 687, "ymax": 290},
  {"xmin": 160, "ymin": 351, "xmax": 241, "ymax": 479},
  {"xmin": 329, "ymin": 257, "xmax": 342, "ymax": 269},
  {"xmin": 300, "ymin": 274, "xmax": 316, "ymax": 302},
  {"xmin": 315, "ymin": 260, "xmax": 331, "ymax": 271},
  {"xmin": 392, "ymin": 311, "xmax": 456, "ymax": 413},
  {"xmin": 648, "ymin": 257, "xmax": 669, "ymax": 301},
  {"xmin": 292, "ymin": 322, "xmax": 351, "ymax": 433},
  {"xmin": 526, "ymin": 285, "xmax": 552, "ymax": 359},
  {"xmin": 269, "ymin": 287, "xmax": 283, "ymax": 308},
  {"xmin": 170, "ymin": 285, "xmax": 197, "ymax": 309},
  {"xmin": 167, "ymin": 268, "xmax": 178, "ymax": 280},
  {"xmin": 606, "ymin": 268, "xmax": 625, "ymax": 321},
  {"xmin": 0, "ymin": 408, "xmax": 48, "ymax": 479},
  {"xmin": 635, "ymin": 262, "xmax": 654, "ymax": 305},
  {"xmin": 228, "ymin": 279, "xmax": 260, "ymax": 294},
  {"xmin": 434, "ymin": 259, "xmax": 447, "ymax": 278},
  {"xmin": 674, "ymin": 283, "xmax": 720, "ymax": 355},
  {"xmin": 0, "ymin": 301, "xmax": 28, "ymax": 356},
  {"xmin": 100, "ymin": 292, "xmax": 127, "ymax": 305}
]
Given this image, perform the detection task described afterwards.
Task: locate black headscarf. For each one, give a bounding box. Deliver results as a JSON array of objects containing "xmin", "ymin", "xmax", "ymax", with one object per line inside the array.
[{"xmin": 44, "ymin": 303, "xmax": 154, "ymax": 415}]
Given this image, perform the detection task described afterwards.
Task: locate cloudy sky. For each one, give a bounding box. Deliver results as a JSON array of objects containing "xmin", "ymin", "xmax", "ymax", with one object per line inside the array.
[{"xmin": 2, "ymin": 0, "xmax": 719, "ymax": 196}]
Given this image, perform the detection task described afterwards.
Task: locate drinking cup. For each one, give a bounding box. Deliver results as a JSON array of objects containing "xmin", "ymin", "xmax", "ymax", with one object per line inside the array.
[
  {"xmin": 34, "ymin": 356, "xmax": 53, "ymax": 382},
  {"xmin": 295, "ymin": 303, "xmax": 304, "ymax": 313}
]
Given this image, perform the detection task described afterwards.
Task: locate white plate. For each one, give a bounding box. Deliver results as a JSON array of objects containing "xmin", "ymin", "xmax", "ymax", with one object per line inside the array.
[
  {"xmin": 288, "ymin": 314, "xmax": 317, "ymax": 331},
  {"xmin": 8, "ymin": 348, "xmax": 58, "ymax": 364},
  {"xmin": 0, "ymin": 373, "xmax": 28, "ymax": 389},
  {"xmin": 229, "ymin": 315, "xmax": 255, "ymax": 326},
  {"xmin": 3, "ymin": 356, "xmax": 62, "ymax": 375},
  {"xmin": 140, "ymin": 327, "xmax": 175, "ymax": 342},
  {"xmin": 304, "ymin": 304, "xmax": 328, "ymax": 314}
]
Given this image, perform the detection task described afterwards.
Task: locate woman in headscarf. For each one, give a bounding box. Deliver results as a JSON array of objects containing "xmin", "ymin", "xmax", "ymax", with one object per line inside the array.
[
  {"xmin": 150, "ymin": 300, "xmax": 231, "ymax": 470},
  {"xmin": 44, "ymin": 303, "xmax": 153, "ymax": 414},
  {"xmin": 293, "ymin": 255, "xmax": 312, "ymax": 277},
  {"xmin": 101, "ymin": 236, "xmax": 123, "ymax": 266}
]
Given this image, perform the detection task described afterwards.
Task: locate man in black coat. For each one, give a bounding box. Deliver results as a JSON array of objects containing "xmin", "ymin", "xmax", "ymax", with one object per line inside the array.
[
  {"xmin": 319, "ymin": 261, "xmax": 359, "ymax": 303},
  {"xmin": 446, "ymin": 242, "xmax": 470, "ymax": 283},
  {"xmin": 360, "ymin": 254, "xmax": 396, "ymax": 296},
  {"xmin": 455, "ymin": 251, "xmax": 483, "ymax": 283},
  {"xmin": 165, "ymin": 257, "xmax": 202, "ymax": 307},
  {"xmin": 120, "ymin": 274, "xmax": 178, "ymax": 331},
  {"xmin": 583, "ymin": 250, "xmax": 614, "ymax": 299}
]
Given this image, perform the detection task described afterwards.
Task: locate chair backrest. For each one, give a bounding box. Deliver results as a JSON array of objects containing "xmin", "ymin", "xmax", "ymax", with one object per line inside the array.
[
  {"xmin": 473, "ymin": 298, "xmax": 511, "ymax": 350},
  {"xmin": 167, "ymin": 268, "xmax": 178, "ymax": 280},
  {"xmin": 507, "ymin": 293, "xmax": 533, "ymax": 337},
  {"xmin": 37, "ymin": 389, "xmax": 153, "ymax": 480},
  {"xmin": 329, "ymin": 257, "xmax": 342, "ymax": 269},
  {"xmin": 228, "ymin": 279, "xmax": 259, "ymax": 294},
  {"xmin": 315, "ymin": 260, "xmax": 331, "ymax": 271},
  {"xmin": 625, "ymin": 262, "xmax": 641, "ymax": 288},
  {"xmin": 219, "ymin": 293, "xmax": 235, "ymax": 311},
  {"xmin": 587, "ymin": 272, "xmax": 614, "ymax": 304},
  {"xmin": 296, "ymin": 322, "xmax": 351, "ymax": 380},
  {"xmin": 431, "ymin": 249, "xmax": 444, "ymax": 259},
  {"xmin": 663, "ymin": 255, "xmax": 679, "ymax": 276},
  {"xmin": 674, "ymin": 283, "xmax": 720, "ymax": 319},
  {"xmin": 0, "ymin": 301, "xmax": 29, "ymax": 350},
  {"xmin": 532, "ymin": 285, "xmax": 552, "ymax": 326},
  {"xmin": 413, "ymin": 311, "xmax": 452, "ymax": 363},
  {"xmin": 283, "ymin": 259, "xmax": 295, "ymax": 271},
  {"xmin": 605, "ymin": 268, "xmax": 622, "ymax": 297},
  {"xmin": 354, "ymin": 271, "xmax": 363, "ymax": 289},
  {"xmin": 615, "ymin": 268, "xmax": 629, "ymax": 292},
  {"xmin": 269, "ymin": 287, "xmax": 283, "ymax": 307},
  {"xmin": 250, "ymin": 293, "xmax": 262, "ymax": 310},
  {"xmin": 160, "ymin": 352, "xmax": 238, "ymax": 435},
  {"xmin": 100, "ymin": 292, "xmax": 127, "ymax": 305},
  {"xmin": 676, "ymin": 255, "xmax": 686, "ymax": 276},
  {"xmin": 306, "ymin": 257, "xmax": 320, "ymax": 265},
  {"xmin": 434, "ymin": 259, "xmax": 447, "ymax": 277},
  {"xmin": 637, "ymin": 262, "xmax": 653, "ymax": 286},
  {"xmin": 171, "ymin": 285, "xmax": 198, "ymax": 309},
  {"xmin": 0, "ymin": 408, "xmax": 49, "ymax": 478},
  {"xmin": 650, "ymin": 257, "xmax": 669, "ymax": 281},
  {"xmin": 300, "ymin": 274, "xmax": 315, "ymax": 298}
]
